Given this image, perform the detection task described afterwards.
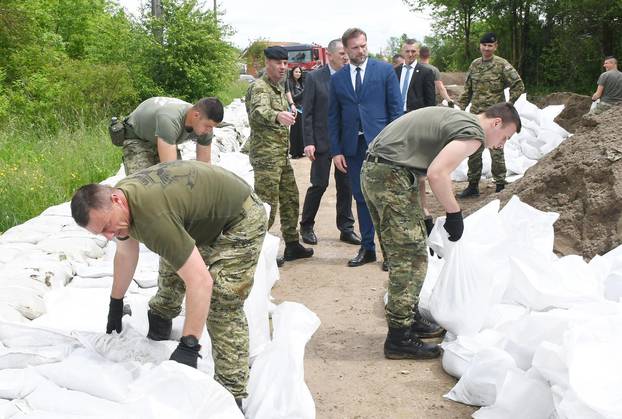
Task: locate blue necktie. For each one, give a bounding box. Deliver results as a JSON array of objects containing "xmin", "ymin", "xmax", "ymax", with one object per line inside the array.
[
  {"xmin": 355, "ymin": 67, "xmax": 362, "ymax": 97},
  {"xmin": 401, "ymin": 65, "xmax": 412, "ymax": 105}
]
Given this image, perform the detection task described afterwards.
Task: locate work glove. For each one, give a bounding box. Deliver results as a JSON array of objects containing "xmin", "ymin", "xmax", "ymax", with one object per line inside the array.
[
  {"xmin": 106, "ymin": 297, "xmax": 124, "ymax": 334},
  {"xmin": 170, "ymin": 340, "xmax": 202, "ymax": 369},
  {"xmin": 423, "ymin": 216, "xmax": 439, "ymax": 257},
  {"xmin": 444, "ymin": 211, "xmax": 464, "ymax": 242},
  {"xmin": 447, "ymin": 100, "xmax": 455, "ymax": 108}
]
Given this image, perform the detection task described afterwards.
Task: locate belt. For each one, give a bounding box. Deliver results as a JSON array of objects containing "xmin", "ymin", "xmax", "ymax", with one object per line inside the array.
[{"xmin": 365, "ymin": 154, "xmax": 396, "ymax": 165}]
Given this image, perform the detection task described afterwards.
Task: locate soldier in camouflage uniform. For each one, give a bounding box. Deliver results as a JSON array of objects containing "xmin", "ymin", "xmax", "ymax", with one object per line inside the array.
[
  {"xmin": 362, "ymin": 103, "xmax": 521, "ymax": 360},
  {"xmin": 248, "ymin": 46, "xmax": 313, "ymax": 264},
  {"xmin": 121, "ymin": 97, "xmax": 223, "ymax": 175},
  {"xmin": 457, "ymin": 32, "xmax": 525, "ymax": 197},
  {"xmin": 70, "ymin": 160, "xmax": 267, "ymax": 408}
]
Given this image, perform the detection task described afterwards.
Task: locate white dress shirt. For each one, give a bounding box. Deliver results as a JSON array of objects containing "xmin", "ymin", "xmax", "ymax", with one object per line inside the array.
[
  {"xmin": 399, "ymin": 60, "xmax": 417, "ymax": 111},
  {"xmin": 349, "ymin": 58, "xmax": 369, "ymax": 92}
]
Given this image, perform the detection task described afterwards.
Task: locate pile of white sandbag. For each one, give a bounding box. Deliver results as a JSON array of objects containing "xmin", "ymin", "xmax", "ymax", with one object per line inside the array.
[
  {"xmin": 419, "ymin": 196, "xmax": 622, "ymax": 418},
  {"xmin": 0, "ymin": 100, "xmax": 319, "ymax": 418},
  {"xmin": 452, "ymin": 94, "xmax": 571, "ymax": 182}
]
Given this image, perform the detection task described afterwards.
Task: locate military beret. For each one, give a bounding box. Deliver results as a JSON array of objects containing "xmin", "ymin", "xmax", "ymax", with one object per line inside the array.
[
  {"xmin": 264, "ymin": 46, "xmax": 288, "ymax": 60},
  {"xmin": 480, "ymin": 32, "xmax": 497, "ymax": 44}
]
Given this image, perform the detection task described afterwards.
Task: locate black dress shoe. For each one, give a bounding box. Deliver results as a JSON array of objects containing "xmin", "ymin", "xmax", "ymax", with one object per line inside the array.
[
  {"xmin": 301, "ymin": 228, "xmax": 317, "ymax": 245},
  {"xmin": 347, "ymin": 248, "xmax": 376, "ymax": 267},
  {"xmin": 339, "ymin": 231, "xmax": 361, "ymax": 245}
]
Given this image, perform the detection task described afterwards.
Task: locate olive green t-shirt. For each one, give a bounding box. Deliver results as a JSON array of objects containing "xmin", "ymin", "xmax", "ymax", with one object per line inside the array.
[
  {"xmin": 598, "ymin": 69, "xmax": 622, "ymax": 104},
  {"xmin": 126, "ymin": 97, "xmax": 213, "ymax": 146},
  {"xmin": 116, "ymin": 160, "xmax": 251, "ymax": 271},
  {"xmin": 421, "ymin": 63, "xmax": 441, "ymax": 81},
  {"xmin": 367, "ymin": 107, "xmax": 485, "ymax": 171}
]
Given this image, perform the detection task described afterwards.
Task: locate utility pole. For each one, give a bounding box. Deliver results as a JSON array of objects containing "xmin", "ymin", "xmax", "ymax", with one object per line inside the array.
[
  {"xmin": 152, "ymin": 0, "xmax": 162, "ymax": 18},
  {"xmin": 213, "ymin": 0, "xmax": 218, "ymax": 24}
]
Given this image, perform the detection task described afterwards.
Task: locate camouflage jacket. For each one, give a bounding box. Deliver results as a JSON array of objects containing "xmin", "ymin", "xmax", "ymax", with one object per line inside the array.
[
  {"xmin": 248, "ymin": 74, "xmax": 290, "ymax": 163},
  {"xmin": 458, "ymin": 55, "xmax": 525, "ymax": 114}
]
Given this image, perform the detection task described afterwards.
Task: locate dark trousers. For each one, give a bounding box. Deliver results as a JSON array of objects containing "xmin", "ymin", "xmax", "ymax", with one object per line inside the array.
[
  {"xmin": 345, "ymin": 135, "xmax": 375, "ymax": 252},
  {"xmin": 300, "ymin": 152, "xmax": 355, "ymax": 233},
  {"xmin": 289, "ymin": 113, "xmax": 304, "ymax": 158}
]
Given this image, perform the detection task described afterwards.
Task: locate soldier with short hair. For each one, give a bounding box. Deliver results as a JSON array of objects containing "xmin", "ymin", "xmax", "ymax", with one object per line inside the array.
[
  {"xmin": 248, "ymin": 46, "xmax": 313, "ymax": 265},
  {"xmin": 362, "ymin": 102, "xmax": 521, "ymax": 360},
  {"xmin": 70, "ymin": 160, "xmax": 268, "ymax": 409},
  {"xmin": 457, "ymin": 32, "xmax": 524, "ymax": 197},
  {"xmin": 122, "ymin": 96, "xmax": 223, "ymax": 174},
  {"xmin": 590, "ymin": 56, "xmax": 622, "ymax": 114}
]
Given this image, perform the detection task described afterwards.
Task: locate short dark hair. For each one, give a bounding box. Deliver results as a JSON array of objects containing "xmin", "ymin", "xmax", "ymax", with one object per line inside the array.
[
  {"xmin": 404, "ymin": 38, "xmax": 418, "ymax": 46},
  {"xmin": 605, "ymin": 56, "xmax": 618, "ymax": 65},
  {"xmin": 392, "ymin": 53, "xmax": 404, "ymax": 62},
  {"xmin": 194, "ymin": 97, "xmax": 224, "ymax": 123},
  {"xmin": 342, "ymin": 28, "xmax": 367, "ymax": 48},
  {"xmin": 327, "ymin": 39, "xmax": 342, "ymax": 53},
  {"xmin": 71, "ymin": 184, "xmax": 113, "ymax": 227},
  {"xmin": 483, "ymin": 102, "xmax": 522, "ymax": 133},
  {"xmin": 419, "ymin": 46, "xmax": 431, "ymax": 59}
]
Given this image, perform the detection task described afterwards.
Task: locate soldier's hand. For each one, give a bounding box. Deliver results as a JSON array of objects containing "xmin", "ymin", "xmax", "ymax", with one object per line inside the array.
[
  {"xmin": 170, "ymin": 341, "xmax": 202, "ymax": 368},
  {"xmin": 106, "ymin": 296, "xmax": 125, "ymax": 334},
  {"xmin": 277, "ymin": 111, "xmax": 296, "ymax": 127},
  {"xmin": 447, "ymin": 100, "xmax": 454, "ymax": 108},
  {"xmin": 444, "ymin": 211, "xmax": 464, "ymax": 242},
  {"xmin": 332, "ymin": 155, "xmax": 348, "ymax": 173},
  {"xmin": 304, "ymin": 145, "xmax": 316, "ymax": 161},
  {"xmin": 290, "ymin": 103, "xmax": 298, "ymax": 117},
  {"xmin": 424, "ymin": 217, "xmax": 441, "ymax": 258}
]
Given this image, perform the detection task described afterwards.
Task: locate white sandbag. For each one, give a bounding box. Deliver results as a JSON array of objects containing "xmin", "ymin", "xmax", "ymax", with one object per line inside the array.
[
  {"xmin": 481, "ymin": 303, "xmax": 528, "ymax": 329},
  {"xmin": 0, "ymin": 255, "xmax": 74, "ymax": 288},
  {"xmin": 39, "ymin": 202, "xmax": 71, "ymax": 217},
  {"xmin": 245, "ymin": 302, "xmax": 320, "ymax": 419},
  {"xmin": 0, "ymin": 285, "xmax": 46, "ymax": 320},
  {"xmin": 472, "ymin": 368, "xmax": 555, "ymax": 419},
  {"xmin": 217, "ymin": 152, "xmax": 255, "ymax": 188},
  {"xmin": 124, "ymin": 361, "xmax": 243, "ymax": 419},
  {"xmin": 499, "ymin": 195, "xmax": 558, "ymax": 254},
  {"xmin": 416, "ymin": 253, "xmax": 445, "ymax": 321},
  {"xmin": 0, "ymin": 368, "xmax": 46, "ymax": 399},
  {"xmin": 445, "ymin": 347, "xmax": 516, "ymax": 406},
  {"xmin": 0, "ymin": 304, "xmax": 29, "ymax": 323},
  {"xmin": 245, "ymin": 233, "xmax": 280, "ymax": 360},
  {"xmin": 450, "ymin": 157, "xmax": 469, "ymax": 181},
  {"xmin": 440, "ymin": 329, "xmax": 505, "ymax": 379},
  {"xmin": 36, "ymin": 348, "xmax": 133, "ymax": 402},
  {"xmin": 37, "ymin": 237, "xmax": 104, "ymax": 262},
  {"xmin": 0, "ymin": 244, "xmax": 39, "ymax": 264},
  {"xmin": 514, "ymin": 94, "xmax": 541, "ymax": 125},
  {"xmin": 532, "ymin": 341, "xmax": 568, "ymax": 388},
  {"xmin": 0, "ymin": 226, "xmax": 47, "ymax": 245},
  {"xmin": 554, "ymin": 387, "xmax": 606, "ymax": 419}
]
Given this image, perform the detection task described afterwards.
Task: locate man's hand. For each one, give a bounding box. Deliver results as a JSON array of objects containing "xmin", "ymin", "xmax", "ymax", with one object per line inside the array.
[
  {"xmin": 106, "ymin": 297, "xmax": 125, "ymax": 334},
  {"xmin": 447, "ymin": 100, "xmax": 455, "ymax": 108},
  {"xmin": 444, "ymin": 211, "xmax": 464, "ymax": 242},
  {"xmin": 332, "ymin": 155, "xmax": 348, "ymax": 173},
  {"xmin": 276, "ymin": 111, "xmax": 296, "ymax": 127},
  {"xmin": 290, "ymin": 103, "xmax": 298, "ymax": 117},
  {"xmin": 304, "ymin": 145, "xmax": 316, "ymax": 161},
  {"xmin": 170, "ymin": 339, "xmax": 202, "ymax": 368}
]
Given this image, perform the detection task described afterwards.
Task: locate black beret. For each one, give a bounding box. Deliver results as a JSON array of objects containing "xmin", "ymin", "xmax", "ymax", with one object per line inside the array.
[
  {"xmin": 264, "ymin": 46, "xmax": 288, "ymax": 60},
  {"xmin": 480, "ymin": 32, "xmax": 497, "ymax": 44}
]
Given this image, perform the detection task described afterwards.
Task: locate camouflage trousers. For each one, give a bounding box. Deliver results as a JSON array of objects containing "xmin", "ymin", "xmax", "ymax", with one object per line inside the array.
[
  {"xmin": 361, "ymin": 161, "xmax": 428, "ymax": 329},
  {"xmin": 122, "ymin": 138, "xmax": 181, "ymax": 175},
  {"xmin": 251, "ymin": 158, "xmax": 300, "ymax": 243},
  {"xmin": 467, "ymin": 144, "xmax": 506, "ymax": 185},
  {"xmin": 148, "ymin": 193, "xmax": 268, "ymax": 398}
]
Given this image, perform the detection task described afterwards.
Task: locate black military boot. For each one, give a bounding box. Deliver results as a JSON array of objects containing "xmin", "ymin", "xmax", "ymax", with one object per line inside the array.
[
  {"xmin": 384, "ymin": 326, "xmax": 441, "ymax": 360},
  {"xmin": 147, "ymin": 309, "xmax": 172, "ymax": 341},
  {"xmin": 283, "ymin": 241, "xmax": 314, "ymax": 261},
  {"xmin": 495, "ymin": 183, "xmax": 505, "ymax": 193},
  {"xmin": 456, "ymin": 182, "xmax": 480, "ymax": 198},
  {"xmin": 412, "ymin": 306, "xmax": 445, "ymax": 338}
]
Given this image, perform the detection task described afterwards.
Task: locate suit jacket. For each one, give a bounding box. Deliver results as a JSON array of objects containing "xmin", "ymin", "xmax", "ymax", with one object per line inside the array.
[
  {"xmin": 395, "ymin": 63, "xmax": 436, "ymax": 112},
  {"xmin": 302, "ymin": 65, "xmax": 331, "ymax": 154},
  {"xmin": 329, "ymin": 59, "xmax": 402, "ymax": 157}
]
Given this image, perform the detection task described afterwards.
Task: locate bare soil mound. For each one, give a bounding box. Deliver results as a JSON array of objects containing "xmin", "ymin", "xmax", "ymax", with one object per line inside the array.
[
  {"xmin": 499, "ymin": 105, "xmax": 622, "ymax": 258},
  {"xmin": 535, "ymin": 92, "xmax": 592, "ymax": 133},
  {"xmin": 440, "ymin": 72, "xmax": 466, "ymax": 86}
]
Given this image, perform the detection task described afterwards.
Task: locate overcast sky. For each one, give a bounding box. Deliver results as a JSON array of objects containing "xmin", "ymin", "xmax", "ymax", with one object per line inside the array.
[{"xmin": 117, "ymin": 0, "xmax": 432, "ymax": 53}]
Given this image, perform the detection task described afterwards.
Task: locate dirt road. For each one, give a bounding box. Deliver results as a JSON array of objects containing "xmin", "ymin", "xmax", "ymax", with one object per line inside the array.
[{"xmin": 269, "ymin": 157, "xmax": 481, "ymax": 419}]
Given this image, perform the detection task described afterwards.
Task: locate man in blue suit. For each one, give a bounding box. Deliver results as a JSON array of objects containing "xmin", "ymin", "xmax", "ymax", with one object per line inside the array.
[{"xmin": 329, "ymin": 27, "xmax": 403, "ymax": 267}]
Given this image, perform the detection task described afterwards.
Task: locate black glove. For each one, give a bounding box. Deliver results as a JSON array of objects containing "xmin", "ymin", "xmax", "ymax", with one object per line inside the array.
[
  {"xmin": 448, "ymin": 100, "xmax": 455, "ymax": 108},
  {"xmin": 423, "ymin": 217, "xmax": 438, "ymax": 257},
  {"xmin": 170, "ymin": 339, "xmax": 202, "ymax": 368},
  {"xmin": 444, "ymin": 211, "xmax": 464, "ymax": 242},
  {"xmin": 106, "ymin": 297, "xmax": 124, "ymax": 334}
]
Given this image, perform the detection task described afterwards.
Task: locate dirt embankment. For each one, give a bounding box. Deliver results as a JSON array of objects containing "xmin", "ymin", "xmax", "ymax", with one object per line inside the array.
[{"xmin": 535, "ymin": 92, "xmax": 592, "ymax": 133}]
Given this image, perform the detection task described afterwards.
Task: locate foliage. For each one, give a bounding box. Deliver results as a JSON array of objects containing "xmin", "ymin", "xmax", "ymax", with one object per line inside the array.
[
  {"xmin": 404, "ymin": 0, "xmax": 622, "ymax": 94},
  {"xmin": 245, "ymin": 39, "xmax": 269, "ymax": 75}
]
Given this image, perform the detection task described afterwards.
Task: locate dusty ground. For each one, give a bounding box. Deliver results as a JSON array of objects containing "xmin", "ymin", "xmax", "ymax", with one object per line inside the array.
[{"xmin": 269, "ymin": 158, "xmax": 478, "ymax": 419}]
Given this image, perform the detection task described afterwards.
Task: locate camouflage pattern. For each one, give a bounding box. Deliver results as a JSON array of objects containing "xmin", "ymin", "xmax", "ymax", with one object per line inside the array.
[
  {"xmin": 360, "ymin": 161, "xmax": 428, "ymax": 329},
  {"xmin": 458, "ymin": 55, "xmax": 525, "ymax": 185},
  {"xmin": 248, "ymin": 74, "xmax": 300, "ymax": 242},
  {"xmin": 149, "ymin": 193, "xmax": 268, "ymax": 398},
  {"xmin": 122, "ymin": 136, "xmax": 181, "ymax": 175}
]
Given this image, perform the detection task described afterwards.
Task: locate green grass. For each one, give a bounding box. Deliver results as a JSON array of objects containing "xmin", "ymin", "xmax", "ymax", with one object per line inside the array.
[
  {"xmin": 0, "ymin": 121, "xmax": 122, "ymax": 232},
  {"xmin": 217, "ymin": 79, "xmax": 250, "ymax": 106}
]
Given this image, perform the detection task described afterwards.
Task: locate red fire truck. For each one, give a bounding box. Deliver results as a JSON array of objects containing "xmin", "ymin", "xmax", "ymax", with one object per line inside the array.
[{"xmin": 281, "ymin": 44, "xmax": 327, "ymax": 71}]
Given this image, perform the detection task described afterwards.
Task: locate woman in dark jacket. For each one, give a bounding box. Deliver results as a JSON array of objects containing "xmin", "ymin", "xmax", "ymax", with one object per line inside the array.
[{"xmin": 286, "ymin": 66, "xmax": 305, "ymax": 158}]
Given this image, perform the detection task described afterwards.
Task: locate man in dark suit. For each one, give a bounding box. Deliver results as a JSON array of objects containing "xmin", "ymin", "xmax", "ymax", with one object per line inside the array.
[
  {"xmin": 299, "ymin": 39, "xmax": 361, "ymax": 246},
  {"xmin": 329, "ymin": 27, "xmax": 403, "ymax": 267},
  {"xmin": 396, "ymin": 39, "xmax": 436, "ymax": 113}
]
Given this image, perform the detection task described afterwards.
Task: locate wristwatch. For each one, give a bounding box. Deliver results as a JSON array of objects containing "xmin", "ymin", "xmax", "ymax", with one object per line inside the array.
[{"xmin": 180, "ymin": 335, "xmax": 201, "ymax": 350}]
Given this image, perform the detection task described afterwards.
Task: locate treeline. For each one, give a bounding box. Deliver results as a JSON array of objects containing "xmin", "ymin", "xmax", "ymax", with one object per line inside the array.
[
  {"xmin": 406, "ymin": 0, "xmax": 622, "ymax": 94},
  {"xmin": 0, "ymin": 0, "xmax": 239, "ymax": 132}
]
